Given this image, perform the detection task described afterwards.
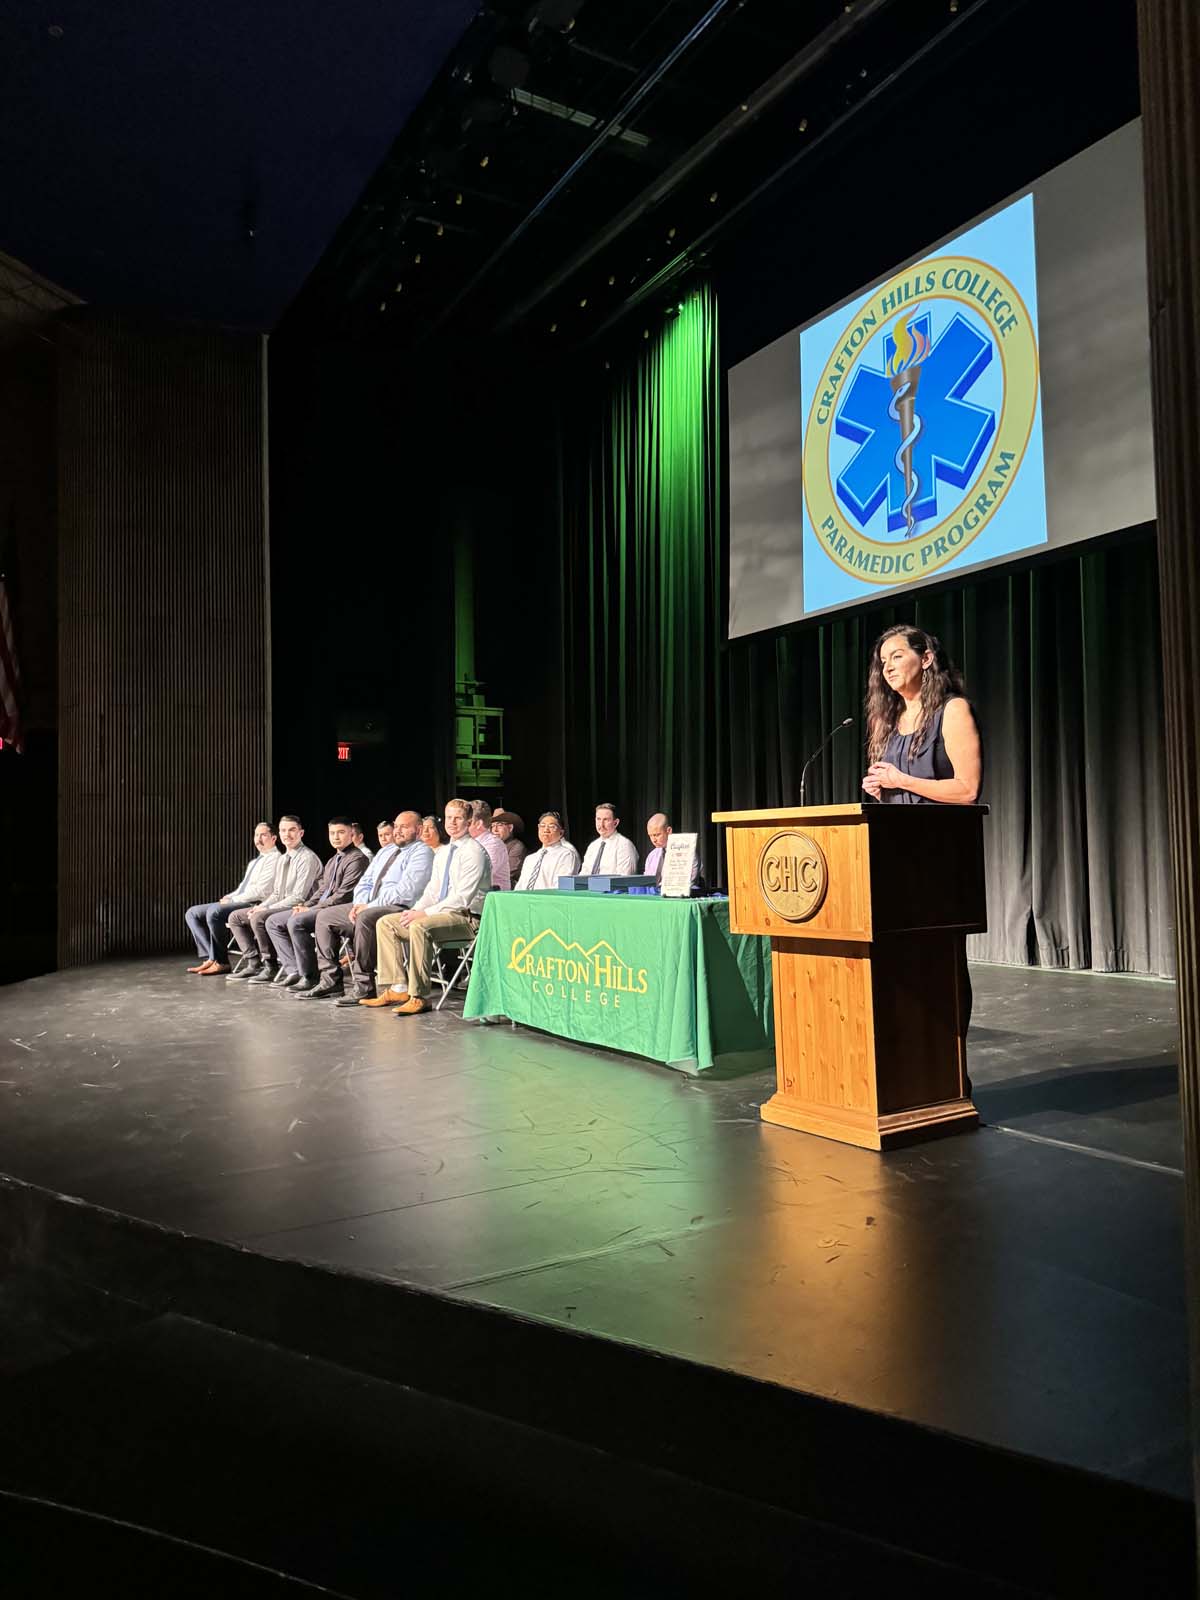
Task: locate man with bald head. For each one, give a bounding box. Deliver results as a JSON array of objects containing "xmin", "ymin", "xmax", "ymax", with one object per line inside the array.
[
  {"xmin": 305, "ymin": 810, "xmax": 435, "ymax": 1002},
  {"xmin": 644, "ymin": 811, "xmax": 701, "ymax": 888}
]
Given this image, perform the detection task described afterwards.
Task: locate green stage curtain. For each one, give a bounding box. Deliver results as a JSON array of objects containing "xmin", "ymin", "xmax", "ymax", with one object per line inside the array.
[
  {"xmin": 556, "ymin": 286, "xmax": 1172, "ymax": 977},
  {"xmin": 557, "ymin": 283, "xmax": 727, "ymax": 875}
]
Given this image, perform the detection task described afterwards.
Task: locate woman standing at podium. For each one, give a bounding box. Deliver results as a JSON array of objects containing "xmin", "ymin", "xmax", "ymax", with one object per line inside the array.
[
  {"xmin": 862, "ymin": 624, "xmax": 982, "ymax": 1069},
  {"xmin": 861, "ymin": 625, "xmax": 981, "ymax": 806}
]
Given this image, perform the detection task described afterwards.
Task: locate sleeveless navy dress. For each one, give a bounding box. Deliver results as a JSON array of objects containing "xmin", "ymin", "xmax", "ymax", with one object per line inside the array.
[{"xmin": 880, "ymin": 701, "xmax": 958, "ymax": 803}]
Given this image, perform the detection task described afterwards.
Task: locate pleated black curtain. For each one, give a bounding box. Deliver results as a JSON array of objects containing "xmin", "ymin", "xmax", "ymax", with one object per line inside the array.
[{"xmin": 555, "ymin": 283, "xmax": 1173, "ymax": 977}]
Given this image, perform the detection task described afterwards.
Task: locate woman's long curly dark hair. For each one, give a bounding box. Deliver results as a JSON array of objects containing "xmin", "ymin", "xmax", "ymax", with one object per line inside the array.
[{"xmin": 866, "ymin": 624, "xmax": 965, "ymax": 763}]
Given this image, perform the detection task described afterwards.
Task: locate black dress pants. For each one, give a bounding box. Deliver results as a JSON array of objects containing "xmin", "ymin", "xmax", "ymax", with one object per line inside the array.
[{"xmin": 314, "ymin": 903, "xmax": 402, "ymax": 986}]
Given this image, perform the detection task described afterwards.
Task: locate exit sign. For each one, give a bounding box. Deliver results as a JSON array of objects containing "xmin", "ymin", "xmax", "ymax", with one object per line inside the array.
[{"xmin": 336, "ymin": 742, "xmax": 351, "ymax": 762}]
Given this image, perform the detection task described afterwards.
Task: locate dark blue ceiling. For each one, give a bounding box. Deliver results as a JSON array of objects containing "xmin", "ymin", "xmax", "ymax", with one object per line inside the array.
[{"xmin": 0, "ymin": 0, "xmax": 480, "ymax": 329}]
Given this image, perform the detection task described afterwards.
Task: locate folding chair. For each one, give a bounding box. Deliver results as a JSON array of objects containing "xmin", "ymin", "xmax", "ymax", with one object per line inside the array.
[
  {"xmin": 432, "ymin": 932, "xmax": 478, "ymax": 1011},
  {"xmin": 228, "ymin": 942, "xmax": 254, "ymax": 975},
  {"xmin": 226, "ymin": 916, "xmax": 256, "ymax": 974}
]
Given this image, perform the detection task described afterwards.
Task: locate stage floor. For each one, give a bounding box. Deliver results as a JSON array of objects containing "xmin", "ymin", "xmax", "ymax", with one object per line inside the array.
[{"xmin": 0, "ymin": 955, "xmax": 1188, "ymax": 1500}]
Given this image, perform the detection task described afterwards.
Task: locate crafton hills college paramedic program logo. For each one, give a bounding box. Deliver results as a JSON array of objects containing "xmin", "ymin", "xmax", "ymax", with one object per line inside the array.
[
  {"xmin": 803, "ymin": 254, "xmax": 1040, "ymax": 583},
  {"xmin": 507, "ymin": 929, "xmax": 649, "ymax": 1006}
]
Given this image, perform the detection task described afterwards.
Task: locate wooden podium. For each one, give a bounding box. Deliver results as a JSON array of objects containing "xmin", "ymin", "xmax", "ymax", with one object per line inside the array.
[{"xmin": 712, "ymin": 803, "xmax": 987, "ymax": 1150}]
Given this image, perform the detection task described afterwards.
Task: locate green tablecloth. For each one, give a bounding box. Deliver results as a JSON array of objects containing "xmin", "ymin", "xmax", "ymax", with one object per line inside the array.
[{"xmin": 462, "ymin": 890, "xmax": 774, "ymax": 1074}]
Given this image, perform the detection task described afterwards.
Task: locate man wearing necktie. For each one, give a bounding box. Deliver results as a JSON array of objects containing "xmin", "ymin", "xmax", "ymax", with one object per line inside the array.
[
  {"xmin": 302, "ymin": 811, "xmax": 435, "ymax": 1001},
  {"xmin": 262, "ymin": 818, "xmax": 368, "ymax": 991},
  {"xmin": 231, "ymin": 816, "xmax": 322, "ymax": 981},
  {"xmin": 579, "ymin": 801, "xmax": 639, "ymax": 878},
  {"xmin": 643, "ymin": 811, "xmax": 703, "ymax": 889},
  {"xmin": 367, "ymin": 797, "xmax": 491, "ymax": 1015},
  {"xmin": 512, "ymin": 812, "xmax": 581, "ymax": 889}
]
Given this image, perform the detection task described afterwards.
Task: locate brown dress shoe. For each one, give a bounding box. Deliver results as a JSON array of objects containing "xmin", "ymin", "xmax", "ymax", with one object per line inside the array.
[
  {"xmin": 359, "ymin": 987, "xmax": 409, "ymax": 1007},
  {"xmin": 392, "ymin": 997, "xmax": 430, "ymax": 1016},
  {"xmin": 200, "ymin": 962, "xmax": 231, "ymax": 975},
  {"xmin": 187, "ymin": 961, "xmax": 212, "ymax": 974}
]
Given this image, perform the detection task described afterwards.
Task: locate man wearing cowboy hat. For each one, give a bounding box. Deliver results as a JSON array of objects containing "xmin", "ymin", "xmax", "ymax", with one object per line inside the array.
[{"xmin": 491, "ymin": 808, "xmax": 527, "ymax": 886}]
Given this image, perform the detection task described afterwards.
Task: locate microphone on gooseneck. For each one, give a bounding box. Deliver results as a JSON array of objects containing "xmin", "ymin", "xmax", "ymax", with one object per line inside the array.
[{"xmin": 799, "ymin": 717, "xmax": 854, "ymax": 808}]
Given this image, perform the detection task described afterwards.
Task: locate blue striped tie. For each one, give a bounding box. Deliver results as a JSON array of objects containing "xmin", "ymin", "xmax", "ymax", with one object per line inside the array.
[{"xmin": 439, "ymin": 843, "xmax": 457, "ymax": 898}]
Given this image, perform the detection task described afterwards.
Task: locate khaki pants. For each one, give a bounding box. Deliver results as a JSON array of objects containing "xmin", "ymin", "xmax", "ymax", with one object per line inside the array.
[{"xmin": 376, "ymin": 911, "xmax": 478, "ymax": 999}]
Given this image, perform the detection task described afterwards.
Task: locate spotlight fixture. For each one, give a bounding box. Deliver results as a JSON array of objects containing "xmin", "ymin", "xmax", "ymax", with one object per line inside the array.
[
  {"xmin": 378, "ymin": 302, "xmax": 386, "ymax": 312},
  {"xmin": 414, "ymin": 253, "xmax": 422, "ymax": 264},
  {"xmin": 608, "ymin": 274, "xmax": 616, "ymax": 285},
  {"xmin": 455, "ymin": 192, "xmax": 463, "ymax": 205},
  {"xmin": 579, "ymin": 297, "xmax": 588, "ymax": 307},
  {"xmin": 798, "ymin": 117, "xmax": 809, "ymax": 131},
  {"xmin": 436, "ymin": 223, "xmax": 445, "ymax": 236},
  {"xmin": 643, "ymin": 328, "xmax": 650, "ymax": 339},
  {"xmin": 550, "ymin": 321, "xmax": 558, "ymax": 332},
  {"xmin": 479, "ymin": 154, "xmax": 490, "ymax": 168},
  {"xmin": 709, "ymin": 191, "xmax": 718, "ymax": 203},
  {"xmin": 394, "ymin": 281, "xmax": 402, "ymax": 292},
  {"xmin": 667, "ymin": 226, "xmax": 677, "ymax": 239}
]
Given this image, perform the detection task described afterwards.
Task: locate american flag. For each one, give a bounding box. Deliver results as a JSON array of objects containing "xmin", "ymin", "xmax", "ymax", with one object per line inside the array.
[{"xmin": 0, "ymin": 570, "xmax": 23, "ymax": 754}]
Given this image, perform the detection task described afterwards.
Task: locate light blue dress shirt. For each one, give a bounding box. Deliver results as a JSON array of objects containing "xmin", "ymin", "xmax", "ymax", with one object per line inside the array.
[{"xmin": 353, "ymin": 840, "xmax": 435, "ymax": 908}]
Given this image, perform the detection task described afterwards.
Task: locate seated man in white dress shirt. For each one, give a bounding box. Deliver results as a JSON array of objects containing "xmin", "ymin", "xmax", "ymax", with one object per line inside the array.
[
  {"xmin": 366, "ymin": 798, "xmax": 491, "ymax": 1016},
  {"xmin": 184, "ymin": 821, "xmax": 280, "ymax": 976},
  {"xmin": 579, "ymin": 801, "xmax": 639, "ymax": 877},
  {"xmin": 228, "ymin": 815, "xmax": 323, "ymax": 980},
  {"xmin": 514, "ymin": 811, "xmax": 582, "ymax": 890}
]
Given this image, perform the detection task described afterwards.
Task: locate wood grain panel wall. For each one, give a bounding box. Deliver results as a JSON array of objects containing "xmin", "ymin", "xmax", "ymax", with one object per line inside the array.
[{"xmin": 57, "ymin": 314, "xmax": 269, "ymax": 965}]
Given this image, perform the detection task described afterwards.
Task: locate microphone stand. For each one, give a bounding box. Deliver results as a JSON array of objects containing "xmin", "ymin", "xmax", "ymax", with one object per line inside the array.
[{"xmin": 799, "ymin": 718, "xmax": 854, "ymax": 808}]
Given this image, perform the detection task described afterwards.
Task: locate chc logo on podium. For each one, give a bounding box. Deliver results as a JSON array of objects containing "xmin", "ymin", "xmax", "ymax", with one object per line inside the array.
[{"xmin": 757, "ymin": 831, "xmax": 829, "ymax": 922}]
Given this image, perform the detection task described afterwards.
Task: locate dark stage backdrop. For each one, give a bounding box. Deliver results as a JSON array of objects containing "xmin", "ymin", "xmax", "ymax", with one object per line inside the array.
[
  {"xmin": 553, "ymin": 288, "xmax": 1173, "ymax": 977},
  {"xmin": 57, "ymin": 314, "xmax": 270, "ymax": 965}
]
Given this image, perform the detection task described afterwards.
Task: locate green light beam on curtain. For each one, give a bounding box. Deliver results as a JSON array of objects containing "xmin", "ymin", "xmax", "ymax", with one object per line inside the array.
[{"xmin": 557, "ymin": 284, "xmax": 725, "ymax": 875}]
